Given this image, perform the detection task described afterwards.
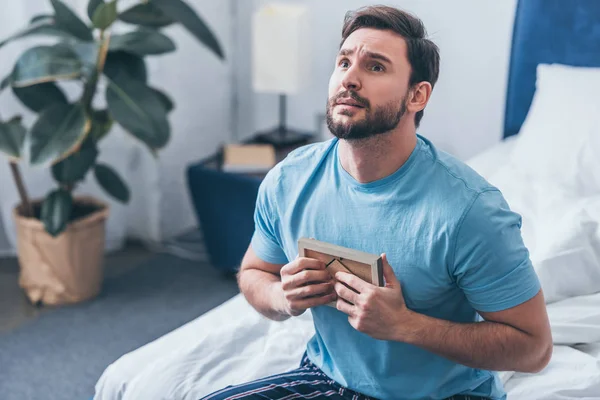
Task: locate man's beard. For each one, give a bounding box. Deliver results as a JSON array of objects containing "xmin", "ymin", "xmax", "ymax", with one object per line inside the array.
[{"xmin": 326, "ymin": 91, "xmax": 407, "ymax": 140}]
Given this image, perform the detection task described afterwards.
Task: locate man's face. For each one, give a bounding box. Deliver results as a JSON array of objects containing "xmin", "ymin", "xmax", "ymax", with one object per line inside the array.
[{"xmin": 327, "ymin": 28, "xmax": 412, "ymax": 140}]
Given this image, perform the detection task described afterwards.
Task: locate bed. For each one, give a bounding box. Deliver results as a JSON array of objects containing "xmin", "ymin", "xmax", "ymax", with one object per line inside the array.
[{"xmin": 93, "ymin": 1, "xmax": 600, "ymax": 399}]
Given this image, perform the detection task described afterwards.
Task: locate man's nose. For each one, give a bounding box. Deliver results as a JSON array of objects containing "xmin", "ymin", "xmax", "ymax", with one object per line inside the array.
[{"xmin": 341, "ymin": 67, "xmax": 361, "ymax": 91}]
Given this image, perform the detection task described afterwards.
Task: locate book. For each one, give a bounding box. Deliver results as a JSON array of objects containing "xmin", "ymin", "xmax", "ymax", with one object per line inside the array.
[{"xmin": 222, "ymin": 144, "xmax": 276, "ymax": 173}]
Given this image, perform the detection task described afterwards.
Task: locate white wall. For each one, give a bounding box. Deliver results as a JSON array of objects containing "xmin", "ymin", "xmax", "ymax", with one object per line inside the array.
[
  {"xmin": 0, "ymin": 0, "xmax": 233, "ymax": 254},
  {"xmin": 234, "ymin": 0, "xmax": 518, "ymax": 161},
  {"xmin": 148, "ymin": 0, "xmax": 234, "ymax": 240},
  {"xmin": 0, "ymin": 0, "xmax": 519, "ymax": 254}
]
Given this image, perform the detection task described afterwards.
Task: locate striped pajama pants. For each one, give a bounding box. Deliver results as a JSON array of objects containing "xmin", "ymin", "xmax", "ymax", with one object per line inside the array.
[{"xmin": 200, "ymin": 352, "xmax": 490, "ymax": 400}]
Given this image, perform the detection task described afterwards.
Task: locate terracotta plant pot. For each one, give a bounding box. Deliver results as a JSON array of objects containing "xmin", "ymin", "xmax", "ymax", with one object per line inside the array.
[{"xmin": 12, "ymin": 196, "xmax": 110, "ymax": 306}]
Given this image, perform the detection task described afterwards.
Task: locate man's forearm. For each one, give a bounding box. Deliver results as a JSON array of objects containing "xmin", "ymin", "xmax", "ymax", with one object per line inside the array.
[
  {"xmin": 401, "ymin": 311, "xmax": 551, "ymax": 373},
  {"xmin": 237, "ymin": 269, "xmax": 289, "ymax": 321}
]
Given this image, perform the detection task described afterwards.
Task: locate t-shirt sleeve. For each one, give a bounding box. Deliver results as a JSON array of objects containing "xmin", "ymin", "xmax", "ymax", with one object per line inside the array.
[
  {"xmin": 250, "ymin": 170, "xmax": 289, "ymax": 265},
  {"xmin": 451, "ymin": 189, "xmax": 541, "ymax": 313}
]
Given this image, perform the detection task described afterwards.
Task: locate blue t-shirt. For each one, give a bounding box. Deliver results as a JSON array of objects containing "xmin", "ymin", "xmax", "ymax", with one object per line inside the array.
[{"xmin": 250, "ymin": 135, "xmax": 541, "ymax": 400}]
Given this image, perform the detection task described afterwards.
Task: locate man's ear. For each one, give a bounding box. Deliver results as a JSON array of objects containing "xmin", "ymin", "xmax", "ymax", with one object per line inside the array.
[{"xmin": 407, "ymin": 82, "xmax": 433, "ymax": 114}]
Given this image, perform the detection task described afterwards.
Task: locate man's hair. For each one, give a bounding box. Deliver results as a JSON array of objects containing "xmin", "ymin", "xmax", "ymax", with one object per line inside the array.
[{"xmin": 341, "ymin": 5, "xmax": 440, "ymax": 128}]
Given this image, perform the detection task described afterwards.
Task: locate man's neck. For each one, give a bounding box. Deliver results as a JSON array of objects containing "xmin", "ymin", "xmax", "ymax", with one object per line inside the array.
[{"xmin": 338, "ymin": 126, "xmax": 417, "ymax": 184}]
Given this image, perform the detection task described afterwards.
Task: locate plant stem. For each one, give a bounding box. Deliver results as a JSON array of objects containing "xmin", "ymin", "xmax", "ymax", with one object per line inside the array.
[
  {"xmin": 82, "ymin": 29, "xmax": 112, "ymax": 114},
  {"xmin": 97, "ymin": 30, "xmax": 111, "ymax": 74},
  {"xmin": 82, "ymin": 72, "xmax": 97, "ymax": 112},
  {"xmin": 9, "ymin": 161, "xmax": 33, "ymax": 218}
]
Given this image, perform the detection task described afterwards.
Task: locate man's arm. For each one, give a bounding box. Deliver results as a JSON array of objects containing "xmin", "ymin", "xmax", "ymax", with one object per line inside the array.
[
  {"xmin": 400, "ymin": 290, "xmax": 553, "ymax": 373},
  {"xmin": 237, "ymin": 245, "xmax": 289, "ymax": 321},
  {"xmin": 334, "ymin": 255, "xmax": 553, "ymax": 374},
  {"xmin": 238, "ymin": 245, "xmax": 337, "ymax": 322},
  {"xmin": 418, "ymin": 189, "xmax": 552, "ymax": 373}
]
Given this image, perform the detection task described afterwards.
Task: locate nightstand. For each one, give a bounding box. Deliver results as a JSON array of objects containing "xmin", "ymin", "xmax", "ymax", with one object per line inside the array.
[{"xmin": 186, "ymin": 140, "xmax": 313, "ymax": 273}]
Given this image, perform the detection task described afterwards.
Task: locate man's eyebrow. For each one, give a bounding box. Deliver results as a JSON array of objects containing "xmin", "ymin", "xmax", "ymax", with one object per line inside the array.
[{"xmin": 338, "ymin": 48, "xmax": 392, "ymax": 64}]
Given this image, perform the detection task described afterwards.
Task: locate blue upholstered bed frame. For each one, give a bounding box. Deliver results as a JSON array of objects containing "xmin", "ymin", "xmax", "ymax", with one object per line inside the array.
[{"xmin": 503, "ymin": 0, "xmax": 600, "ymax": 139}]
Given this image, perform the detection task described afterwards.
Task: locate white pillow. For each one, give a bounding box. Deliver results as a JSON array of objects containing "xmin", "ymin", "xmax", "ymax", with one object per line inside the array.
[
  {"xmin": 509, "ymin": 64, "xmax": 600, "ymax": 196},
  {"xmin": 531, "ymin": 196, "xmax": 600, "ymax": 304},
  {"xmin": 488, "ymin": 163, "xmax": 600, "ymax": 304},
  {"xmin": 466, "ymin": 135, "xmax": 519, "ymax": 180}
]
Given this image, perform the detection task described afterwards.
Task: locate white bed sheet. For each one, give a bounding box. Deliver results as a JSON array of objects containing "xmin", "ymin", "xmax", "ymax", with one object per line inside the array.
[
  {"xmin": 94, "ymin": 137, "xmax": 600, "ymax": 400},
  {"xmin": 94, "ymin": 294, "xmax": 315, "ymax": 400},
  {"xmin": 94, "ymin": 292, "xmax": 600, "ymax": 400}
]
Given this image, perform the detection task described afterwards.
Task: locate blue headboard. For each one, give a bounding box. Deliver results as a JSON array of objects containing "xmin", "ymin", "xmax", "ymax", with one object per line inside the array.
[{"xmin": 503, "ymin": 0, "xmax": 600, "ymax": 138}]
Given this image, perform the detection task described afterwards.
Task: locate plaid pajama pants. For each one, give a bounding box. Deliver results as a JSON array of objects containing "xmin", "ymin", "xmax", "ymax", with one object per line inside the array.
[{"xmin": 200, "ymin": 352, "xmax": 490, "ymax": 400}]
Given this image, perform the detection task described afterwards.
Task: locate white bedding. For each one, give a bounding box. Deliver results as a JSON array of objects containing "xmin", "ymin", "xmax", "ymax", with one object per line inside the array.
[
  {"xmin": 94, "ymin": 292, "xmax": 600, "ymax": 400},
  {"xmin": 94, "ymin": 137, "xmax": 600, "ymax": 400}
]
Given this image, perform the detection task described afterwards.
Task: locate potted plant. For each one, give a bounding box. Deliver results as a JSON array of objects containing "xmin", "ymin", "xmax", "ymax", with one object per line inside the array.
[{"xmin": 0, "ymin": 0, "xmax": 224, "ymax": 306}]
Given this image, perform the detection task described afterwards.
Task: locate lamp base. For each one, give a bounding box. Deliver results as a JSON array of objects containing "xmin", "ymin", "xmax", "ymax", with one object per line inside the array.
[{"xmin": 252, "ymin": 127, "xmax": 314, "ymax": 150}]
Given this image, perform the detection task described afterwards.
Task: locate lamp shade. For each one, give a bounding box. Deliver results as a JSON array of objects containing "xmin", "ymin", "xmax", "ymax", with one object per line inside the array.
[{"xmin": 251, "ymin": 3, "xmax": 311, "ymax": 94}]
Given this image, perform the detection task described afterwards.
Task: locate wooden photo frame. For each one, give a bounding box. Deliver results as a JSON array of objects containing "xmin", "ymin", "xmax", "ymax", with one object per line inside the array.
[{"xmin": 297, "ymin": 237, "xmax": 384, "ymax": 307}]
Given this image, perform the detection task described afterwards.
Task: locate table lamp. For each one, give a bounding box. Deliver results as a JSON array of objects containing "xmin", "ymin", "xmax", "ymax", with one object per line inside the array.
[{"xmin": 251, "ymin": 3, "xmax": 314, "ymax": 148}]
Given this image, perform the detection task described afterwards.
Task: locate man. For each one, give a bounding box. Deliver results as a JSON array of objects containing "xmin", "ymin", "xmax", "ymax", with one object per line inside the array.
[{"xmin": 203, "ymin": 5, "xmax": 552, "ymax": 400}]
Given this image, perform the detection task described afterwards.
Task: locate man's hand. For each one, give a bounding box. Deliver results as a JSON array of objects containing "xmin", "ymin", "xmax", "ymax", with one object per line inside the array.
[
  {"xmin": 279, "ymin": 257, "xmax": 337, "ymax": 317},
  {"xmin": 335, "ymin": 253, "xmax": 553, "ymax": 373},
  {"xmin": 334, "ymin": 253, "xmax": 414, "ymax": 341}
]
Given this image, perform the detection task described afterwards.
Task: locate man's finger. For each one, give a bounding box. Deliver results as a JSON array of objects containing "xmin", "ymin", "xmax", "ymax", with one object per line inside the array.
[
  {"xmin": 287, "ymin": 282, "xmax": 333, "ymax": 301},
  {"xmin": 296, "ymin": 292, "xmax": 337, "ymax": 310},
  {"xmin": 284, "ymin": 257, "xmax": 326, "ymax": 275},
  {"xmin": 335, "ymin": 271, "xmax": 370, "ymax": 293},
  {"xmin": 294, "ymin": 270, "xmax": 332, "ymax": 286},
  {"xmin": 336, "ymin": 298, "xmax": 355, "ymax": 316},
  {"xmin": 334, "ymin": 281, "xmax": 358, "ymax": 305},
  {"xmin": 381, "ymin": 253, "xmax": 399, "ymax": 288},
  {"xmin": 282, "ymin": 269, "xmax": 331, "ymax": 291}
]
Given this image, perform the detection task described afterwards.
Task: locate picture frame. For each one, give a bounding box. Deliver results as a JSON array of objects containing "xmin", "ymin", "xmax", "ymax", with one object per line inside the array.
[{"xmin": 297, "ymin": 237, "xmax": 384, "ymax": 307}]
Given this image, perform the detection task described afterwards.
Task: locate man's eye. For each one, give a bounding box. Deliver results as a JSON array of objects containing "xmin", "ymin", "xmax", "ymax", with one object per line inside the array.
[
  {"xmin": 371, "ymin": 64, "xmax": 384, "ymax": 72},
  {"xmin": 339, "ymin": 60, "xmax": 350, "ymax": 68}
]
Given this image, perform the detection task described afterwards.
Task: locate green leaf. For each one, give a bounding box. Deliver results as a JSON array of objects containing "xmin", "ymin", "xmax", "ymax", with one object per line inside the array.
[
  {"xmin": 87, "ymin": 0, "xmax": 105, "ymax": 22},
  {"xmin": 0, "ymin": 18, "xmax": 74, "ymax": 49},
  {"xmin": 118, "ymin": 3, "xmax": 174, "ymax": 28},
  {"xmin": 68, "ymin": 40, "xmax": 99, "ymax": 79},
  {"xmin": 106, "ymin": 71, "xmax": 170, "ymax": 150},
  {"xmin": 94, "ymin": 163, "xmax": 130, "ymax": 203},
  {"xmin": 51, "ymin": 0, "xmax": 94, "ymax": 42},
  {"xmin": 41, "ymin": 188, "xmax": 73, "ymax": 237},
  {"xmin": 11, "ymin": 45, "xmax": 82, "ymax": 87},
  {"xmin": 30, "ymin": 14, "xmax": 54, "ymax": 24},
  {"xmin": 109, "ymin": 29, "xmax": 176, "ymax": 56},
  {"xmin": 0, "ymin": 116, "xmax": 27, "ymax": 159},
  {"xmin": 152, "ymin": 0, "xmax": 224, "ymax": 59},
  {"xmin": 90, "ymin": 109, "xmax": 113, "ymax": 141},
  {"xmin": 70, "ymin": 41, "xmax": 100, "ymax": 66},
  {"xmin": 52, "ymin": 140, "xmax": 98, "ymax": 184},
  {"xmin": 0, "ymin": 74, "xmax": 11, "ymax": 92},
  {"xmin": 103, "ymin": 51, "xmax": 147, "ymax": 82},
  {"xmin": 30, "ymin": 102, "xmax": 87, "ymax": 165},
  {"xmin": 69, "ymin": 40, "xmax": 99, "ymax": 64},
  {"xmin": 151, "ymin": 87, "xmax": 174, "ymax": 113},
  {"xmin": 12, "ymin": 82, "xmax": 68, "ymax": 113},
  {"xmin": 92, "ymin": 0, "xmax": 118, "ymax": 30}
]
